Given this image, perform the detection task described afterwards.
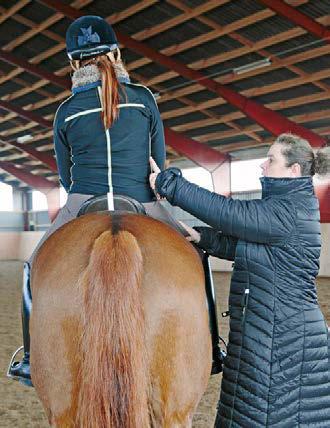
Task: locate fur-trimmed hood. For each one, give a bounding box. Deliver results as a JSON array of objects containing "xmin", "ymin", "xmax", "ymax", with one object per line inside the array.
[{"xmin": 71, "ymin": 63, "xmax": 130, "ymax": 89}]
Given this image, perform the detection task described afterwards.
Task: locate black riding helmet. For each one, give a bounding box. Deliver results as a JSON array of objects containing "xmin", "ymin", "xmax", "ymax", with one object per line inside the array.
[{"xmin": 66, "ymin": 15, "xmax": 118, "ymax": 60}]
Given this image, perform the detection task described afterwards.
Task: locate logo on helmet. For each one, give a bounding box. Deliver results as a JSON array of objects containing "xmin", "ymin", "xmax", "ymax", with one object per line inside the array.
[{"xmin": 78, "ymin": 26, "xmax": 100, "ymax": 46}]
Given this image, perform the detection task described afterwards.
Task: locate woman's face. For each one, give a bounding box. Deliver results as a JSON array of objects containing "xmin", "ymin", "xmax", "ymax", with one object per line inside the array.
[{"xmin": 260, "ymin": 143, "xmax": 301, "ymax": 178}]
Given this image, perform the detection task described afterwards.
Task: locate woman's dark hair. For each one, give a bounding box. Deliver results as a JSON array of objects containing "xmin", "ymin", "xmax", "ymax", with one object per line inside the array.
[{"xmin": 275, "ymin": 133, "xmax": 330, "ymax": 176}]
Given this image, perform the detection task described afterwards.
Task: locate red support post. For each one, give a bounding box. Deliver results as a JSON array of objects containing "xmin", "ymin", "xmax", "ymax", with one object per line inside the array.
[{"xmin": 315, "ymin": 183, "xmax": 330, "ymax": 223}]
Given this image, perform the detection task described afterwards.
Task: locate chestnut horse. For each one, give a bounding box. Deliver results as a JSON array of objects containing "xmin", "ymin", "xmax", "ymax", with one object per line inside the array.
[{"xmin": 30, "ymin": 212, "xmax": 212, "ymax": 427}]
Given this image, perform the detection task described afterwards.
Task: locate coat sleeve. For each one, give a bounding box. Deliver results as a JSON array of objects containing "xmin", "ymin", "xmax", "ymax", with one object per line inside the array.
[
  {"xmin": 155, "ymin": 168, "xmax": 296, "ymax": 245},
  {"xmin": 195, "ymin": 226, "xmax": 238, "ymax": 261},
  {"xmin": 145, "ymin": 89, "xmax": 165, "ymax": 170},
  {"xmin": 53, "ymin": 107, "xmax": 72, "ymax": 193}
]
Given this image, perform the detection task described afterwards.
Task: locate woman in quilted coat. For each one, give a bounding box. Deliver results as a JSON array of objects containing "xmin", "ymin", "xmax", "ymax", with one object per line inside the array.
[{"xmin": 150, "ymin": 133, "xmax": 330, "ymax": 427}]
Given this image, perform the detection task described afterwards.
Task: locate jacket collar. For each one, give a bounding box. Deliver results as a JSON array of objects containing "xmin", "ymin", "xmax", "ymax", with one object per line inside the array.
[
  {"xmin": 71, "ymin": 64, "xmax": 130, "ymax": 94},
  {"xmin": 260, "ymin": 176, "xmax": 314, "ymax": 199}
]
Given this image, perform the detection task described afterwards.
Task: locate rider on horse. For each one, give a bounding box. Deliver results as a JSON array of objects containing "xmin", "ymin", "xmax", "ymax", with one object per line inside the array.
[{"xmin": 8, "ymin": 16, "xmax": 224, "ymax": 386}]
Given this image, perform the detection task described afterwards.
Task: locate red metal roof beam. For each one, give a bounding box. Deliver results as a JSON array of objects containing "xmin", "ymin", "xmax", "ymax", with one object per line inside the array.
[
  {"xmin": 1, "ymin": 138, "xmax": 58, "ymax": 172},
  {"xmin": 258, "ymin": 0, "xmax": 330, "ymax": 43},
  {"xmin": 0, "ymin": 99, "xmax": 53, "ymax": 129},
  {"xmin": 164, "ymin": 128, "xmax": 229, "ymax": 172},
  {"xmin": 0, "ymin": 49, "xmax": 71, "ymax": 90},
  {"xmin": 0, "ymin": 161, "xmax": 57, "ymax": 192}
]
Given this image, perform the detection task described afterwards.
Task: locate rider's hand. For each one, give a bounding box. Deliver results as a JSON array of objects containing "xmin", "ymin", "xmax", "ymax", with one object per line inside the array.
[{"xmin": 178, "ymin": 221, "xmax": 201, "ymax": 243}]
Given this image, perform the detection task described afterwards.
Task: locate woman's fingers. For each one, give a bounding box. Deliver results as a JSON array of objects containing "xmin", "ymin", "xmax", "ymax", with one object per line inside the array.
[
  {"xmin": 178, "ymin": 221, "xmax": 201, "ymax": 243},
  {"xmin": 178, "ymin": 220, "xmax": 193, "ymax": 234},
  {"xmin": 149, "ymin": 156, "xmax": 161, "ymax": 173},
  {"xmin": 149, "ymin": 172, "xmax": 157, "ymax": 190}
]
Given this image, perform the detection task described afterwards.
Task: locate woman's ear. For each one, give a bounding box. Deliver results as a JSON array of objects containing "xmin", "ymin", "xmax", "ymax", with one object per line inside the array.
[{"xmin": 291, "ymin": 162, "xmax": 302, "ymax": 177}]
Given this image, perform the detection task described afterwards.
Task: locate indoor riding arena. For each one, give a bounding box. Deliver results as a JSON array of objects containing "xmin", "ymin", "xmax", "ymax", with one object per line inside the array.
[{"xmin": 0, "ymin": 1, "xmax": 329, "ymax": 427}]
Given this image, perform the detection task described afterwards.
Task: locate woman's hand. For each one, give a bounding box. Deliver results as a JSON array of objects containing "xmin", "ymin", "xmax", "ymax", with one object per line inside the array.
[
  {"xmin": 149, "ymin": 160, "xmax": 182, "ymax": 203},
  {"xmin": 178, "ymin": 221, "xmax": 201, "ymax": 243}
]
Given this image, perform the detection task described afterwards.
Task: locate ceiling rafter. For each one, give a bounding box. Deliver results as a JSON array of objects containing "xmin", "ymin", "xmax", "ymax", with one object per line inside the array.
[
  {"xmin": 127, "ymin": 8, "xmax": 276, "ymax": 71},
  {"xmin": 146, "ymin": 15, "xmax": 329, "ymax": 88},
  {"xmin": 161, "ymin": 68, "xmax": 330, "ymax": 121},
  {"xmin": 0, "ymin": 161, "xmax": 57, "ymax": 191},
  {"xmin": 0, "ymin": 0, "xmax": 328, "ymax": 180},
  {"xmin": 0, "ymin": 0, "xmax": 155, "ymax": 87},
  {"xmin": 0, "ymin": 1, "xmax": 324, "ymax": 130},
  {"xmin": 2, "ymin": 0, "xmax": 93, "ymax": 52},
  {"xmin": 0, "ymin": 0, "xmax": 30, "ymax": 25},
  {"xmin": 168, "ymin": 0, "xmax": 328, "ymax": 93},
  {"xmin": 219, "ymin": 125, "xmax": 330, "ymax": 154},
  {"xmin": 0, "ymin": 137, "xmax": 56, "ymax": 171},
  {"xmin": 3, "ymin": 0, "xmax": 157, "ymax": 53},
  {"xmin": 195, "ymin": 109, "xmax": 330, "ymax": 143},
  {"xmin": 258, "ymin": 0, "xmax": 330, "ymax": 43},
  {"xmin": 173, "ymin": 91, "xmax": 330, "ymax": 133},
  {"xmin": 8, "ymin": 0, "xmax": 320, "ymax": 146},
  {"xmin": 2, "ymin": 35, "xmax": 328, "ymax": 139},
  {"xmin": 1, "ymin": 0, "xmax": 264, "ymax": 144}
]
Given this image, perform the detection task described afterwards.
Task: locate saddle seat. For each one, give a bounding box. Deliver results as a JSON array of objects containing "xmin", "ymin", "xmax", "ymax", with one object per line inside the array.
[{"xmin": 77, "ymin": 194, "xmax": 146, "ymax": 217}]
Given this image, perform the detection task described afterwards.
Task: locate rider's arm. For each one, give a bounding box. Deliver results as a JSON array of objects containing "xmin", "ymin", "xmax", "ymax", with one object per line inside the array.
[
  {"xmin": 146, "ymin": 90, "xmax": 165, "ymax": 170},
  {"xmin": 53, "ymin": 109, "xmax": 72, "ymax": 192},
  {"xmin": 194, "ymin": 227, "xmax": 238, "ymax": 261}
]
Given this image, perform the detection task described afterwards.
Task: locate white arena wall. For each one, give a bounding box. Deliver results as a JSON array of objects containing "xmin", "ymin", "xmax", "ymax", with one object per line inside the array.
[{"xmin": 0, "ymin": 224, "xmax": 329, "ymax": 276}]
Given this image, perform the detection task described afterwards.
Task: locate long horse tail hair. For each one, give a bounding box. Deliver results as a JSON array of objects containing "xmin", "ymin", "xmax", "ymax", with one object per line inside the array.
[{"xmin": 77, "ymin": 228, "xmax": 150, "ymax": 428}]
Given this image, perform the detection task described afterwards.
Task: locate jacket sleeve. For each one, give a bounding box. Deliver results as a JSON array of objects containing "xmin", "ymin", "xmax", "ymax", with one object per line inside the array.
[
  {"xmin": 53, "ymin": 107, "xmax": 72, "ymax": 192},
  {"xmin": 145, "ymin": 89, "xmax": 165, "ymax": 170},
  {"xmin": 155, "ymin": 168, "xmax": 296, "ymax": 245},
  {"xmin": 194, "ymin": 226, "xmax": 238, "ymax": 261}
]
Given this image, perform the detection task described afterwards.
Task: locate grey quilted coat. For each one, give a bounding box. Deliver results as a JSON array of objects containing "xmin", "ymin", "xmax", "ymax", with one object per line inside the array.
[{"xmin": 155, "ymin": 170, "xmax": 330, "ymax": 427}]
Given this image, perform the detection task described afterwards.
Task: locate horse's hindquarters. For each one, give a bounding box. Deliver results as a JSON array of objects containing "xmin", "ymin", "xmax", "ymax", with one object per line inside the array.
[{"xmin": 30, "ymin": 213, "xmax": 212, "ymax": 427}]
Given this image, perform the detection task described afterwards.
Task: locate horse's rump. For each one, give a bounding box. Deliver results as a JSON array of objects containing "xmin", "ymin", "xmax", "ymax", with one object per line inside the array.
[{"xmin": 30, "ymin": 213, "xmax": 212, "ymax": 427}]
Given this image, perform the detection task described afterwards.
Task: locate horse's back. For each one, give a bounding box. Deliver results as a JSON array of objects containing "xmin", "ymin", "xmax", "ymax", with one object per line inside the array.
[{"xmin": 30, "ymin": 213, "xmax": 212, "ymax": 427}]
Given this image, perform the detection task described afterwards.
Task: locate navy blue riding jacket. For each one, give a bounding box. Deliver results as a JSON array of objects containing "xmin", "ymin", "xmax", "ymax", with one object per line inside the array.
[{"xmin": 53, "ymin": 79, "xmax": 165, "ymax": 202}]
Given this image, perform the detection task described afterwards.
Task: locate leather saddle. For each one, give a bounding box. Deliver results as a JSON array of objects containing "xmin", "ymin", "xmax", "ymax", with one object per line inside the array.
[{"xmin": 77, "ymin": 194, "xmax": 146, "ymax": 217}]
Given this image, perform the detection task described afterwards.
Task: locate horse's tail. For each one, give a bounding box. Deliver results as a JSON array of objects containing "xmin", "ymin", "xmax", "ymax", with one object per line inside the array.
[{"xmin": 77, "ymin": 229, "xmax": 150, "ymax": 428}]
